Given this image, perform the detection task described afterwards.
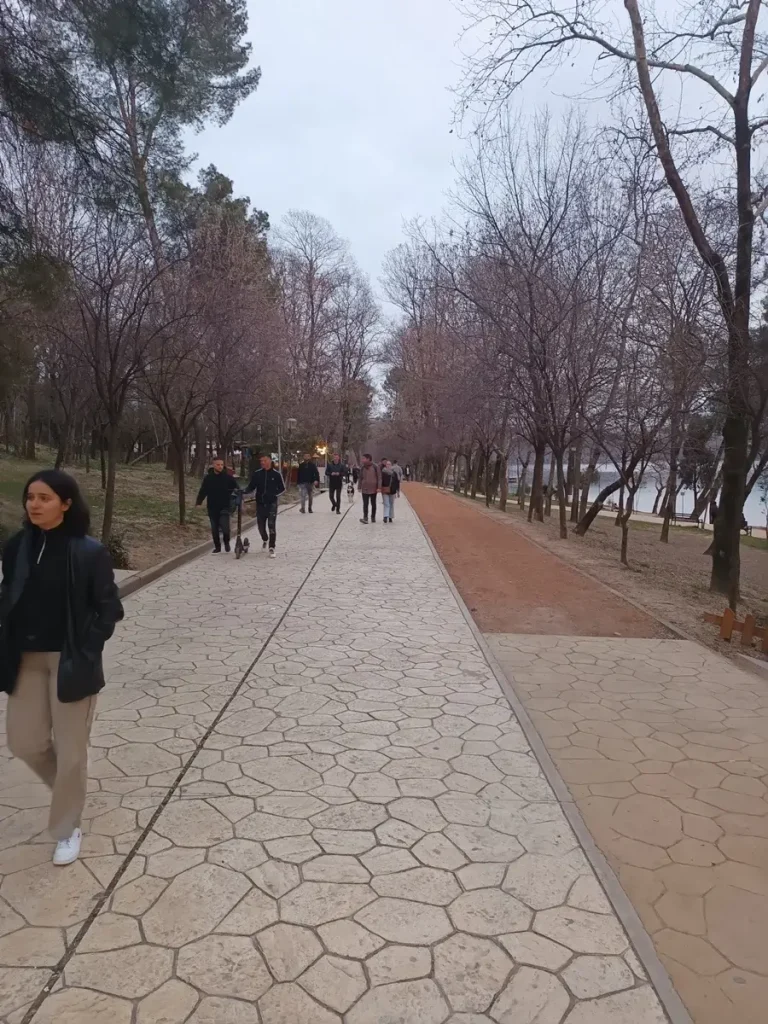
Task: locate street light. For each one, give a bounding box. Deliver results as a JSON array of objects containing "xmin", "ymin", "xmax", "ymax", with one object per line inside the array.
[{"xmin": 277, "ymin": 417, "xmax": 298, "ymax": 485}]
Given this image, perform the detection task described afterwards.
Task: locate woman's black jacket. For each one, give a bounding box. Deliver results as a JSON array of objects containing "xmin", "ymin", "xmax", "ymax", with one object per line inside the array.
[{"xmin": 0, "ymin": 528, "xmax": 124, "ymax": 702}]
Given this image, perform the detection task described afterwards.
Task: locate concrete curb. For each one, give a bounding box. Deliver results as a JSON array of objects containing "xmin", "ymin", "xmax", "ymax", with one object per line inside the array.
[
  {"xmin": 119, "ymin": 503, "xmax": 298, "ymax": 599},
  {"xmin": 409, "ymin": 498, "xmax": 693, "ymax": 1024}
]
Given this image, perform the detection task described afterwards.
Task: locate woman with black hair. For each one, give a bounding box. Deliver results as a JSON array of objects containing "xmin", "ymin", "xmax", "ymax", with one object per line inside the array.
[{"xmin": 0, "ymin": 470, "xmax": 123, "ymax": 865}]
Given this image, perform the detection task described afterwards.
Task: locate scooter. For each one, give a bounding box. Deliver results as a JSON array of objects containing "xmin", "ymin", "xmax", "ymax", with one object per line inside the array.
[{"xmin": 233, "ymin": 492, "xmax": 250, "ymax": 559}]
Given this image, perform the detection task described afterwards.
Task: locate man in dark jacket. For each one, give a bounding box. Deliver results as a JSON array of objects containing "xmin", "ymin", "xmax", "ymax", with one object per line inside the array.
[
  {"xmin": 358, "ymin": 453, "xmax": 381, "ymax": 524},
  {"xmin": 245, "ymin": 455, "xmax": 286, "ymax": 557},
  {"xmin": 325, "ymin": 452, "xmax": 347, "ymax": 514},
  {"xmin": 195, "ymin": 457, "xmax": 240, "ymax": 553},
  {"xmin": 297, "ymin": 453, "xmax": 320, "ymax": 513}
]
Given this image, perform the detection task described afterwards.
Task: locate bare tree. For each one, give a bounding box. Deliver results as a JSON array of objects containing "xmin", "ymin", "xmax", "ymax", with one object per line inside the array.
[{"xmin": 457, "ymin": 0, "xmax": 768, "ymax": 603}]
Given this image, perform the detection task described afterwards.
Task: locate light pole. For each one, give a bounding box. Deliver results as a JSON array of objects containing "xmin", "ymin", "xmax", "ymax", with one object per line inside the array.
[{"xmin": 278, "ymin": 417, "xmax": 297, "ymax": 485}]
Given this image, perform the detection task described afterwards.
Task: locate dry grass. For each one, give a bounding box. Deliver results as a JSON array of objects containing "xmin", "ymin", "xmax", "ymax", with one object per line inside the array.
[
  {"xmin": 0, "ymin": 452, "xmax": 250, "ymax": 570},
  {"xmin": 451, "ymin": 489, "xmax": 768, "ymax": 663}
]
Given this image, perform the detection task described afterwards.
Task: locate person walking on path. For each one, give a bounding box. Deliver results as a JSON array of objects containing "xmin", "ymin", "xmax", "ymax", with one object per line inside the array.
[
  {"xmin": 325, "ymin": 452, "xmax": 347, "ymax": 514},
  {"xmin": 380, "ymin": 459, "xmax": 400, "ymax": 523},
  {"xmin": 245, "ymin": 455, "xmax": 286, "ymax": 557},
  {"xmin": 0, "ymin": 470, "xmax": 123, "ymax": 866},
  {"xmin": 195, "ymin": 456, "xmax": 240, "ymax": 553},
  {"xmin": 297, "ymin": 453, "xmax": 320, "ymax": 514},
  {"xmin": 391, "ymin": 459, "xmax": 404, "ymax": 484},
  {"xmin": 358, "ymin": 453, "xmax": 381, "ymax": 524}
]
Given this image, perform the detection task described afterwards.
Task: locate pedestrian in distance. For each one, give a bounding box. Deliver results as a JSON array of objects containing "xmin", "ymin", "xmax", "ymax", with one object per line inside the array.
[
  {"xmin": 297, "ymin": 453, "xmax": 320, "ymax": 513},
  {"xmin": 380, "ymin": 459, "xmax": 400, "ymax": 523},
  {"xmin": 0, "ymin": 470, "xmax": 124, "ymax": 865},
  {"xmin": 325, "ymin": 452, "xmax": 347, "ymax": 514},
  {"xmin": 391, "ymin": 459, "xmax": 404, "ymax": 484},
  {"xmin": 195, "ymin": 456, "xmax": 240, "ymax": 553},
  {"xmin": 358, "ymin": 453, "xmax": 381, "ymax": 524},
  {"xmin": 245, "ymin": 455, "xmax": 286, "ymax": 557}
]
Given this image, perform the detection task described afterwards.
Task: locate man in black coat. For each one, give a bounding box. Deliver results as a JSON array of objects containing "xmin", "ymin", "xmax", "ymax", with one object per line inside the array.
[
  {"xmin": 245, "ymin": 455, "xmax": 286, "ymax": 558},
  {"xmin": 297, "ymin": 453, "xmax": 320, "ymax": 513},
  {"xmin": 195, "ymin": 457, "xmax": 240, "ymax": 553},
  {"xmin": 325, "ymin": 452, "xmax": 347, "ymax": 514}
]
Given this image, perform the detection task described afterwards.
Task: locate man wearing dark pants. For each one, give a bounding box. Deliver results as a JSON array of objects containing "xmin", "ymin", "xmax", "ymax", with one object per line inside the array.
[
  {"xmin": 297, "ymin": 454, "xmax": 320, "ymax": 513},
  {"xmin": 358, "ymin": 453, "xmax": 381, "ymax": 524},
  {"xmin": 195, "ymin": 457, "xmax": 240, "ymax": 553},
  {"xmin": 245, "ymin": 455, "xmax": 286, "ymax": 558},
  {"xmin": 325, "ymin": 453, "xmax": 346, "ymax": 514}
]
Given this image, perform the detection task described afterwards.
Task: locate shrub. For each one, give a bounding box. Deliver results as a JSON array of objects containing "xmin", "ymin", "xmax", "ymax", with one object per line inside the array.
[{"xmin": 106, "ymin": 531, "xmax": 131, "ymax": 570}]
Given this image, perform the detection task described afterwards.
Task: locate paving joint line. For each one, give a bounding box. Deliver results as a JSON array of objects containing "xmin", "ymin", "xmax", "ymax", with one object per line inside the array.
[
  {"xmin": 409, "ymin": 498, "xmax": 693, "ymax": 1024},
  {"xmin": 20, "ymin": 502, "xmax": 353, "ymax": 1024}
]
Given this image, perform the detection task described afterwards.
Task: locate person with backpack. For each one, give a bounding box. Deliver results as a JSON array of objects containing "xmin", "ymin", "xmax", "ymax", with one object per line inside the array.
[
  {"xmin": 297, "ymin": 453, "xmax": 320, "ymax": 514},
  {"xmin": 380, "ymin": 459, "xmax": 400, "ymax": 523}
]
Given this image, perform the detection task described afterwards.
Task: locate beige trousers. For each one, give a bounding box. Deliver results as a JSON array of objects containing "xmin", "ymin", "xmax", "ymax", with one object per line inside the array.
[{"xmin": 6, "ymin": 652, "xmax": 96, "ymax": 840}]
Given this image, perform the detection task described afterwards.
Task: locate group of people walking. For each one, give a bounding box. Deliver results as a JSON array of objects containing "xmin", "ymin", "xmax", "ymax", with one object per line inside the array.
[
  {"xmin": 195, "ymin": 454, "xmax": 285, "ymax": 557},
  {"xmin": 357, "ymin": 453, "xmax": 402, "ymax": 524},
  {"xmin": 196, "ymin": 450, "xmax": 408, "ymax": 554}
]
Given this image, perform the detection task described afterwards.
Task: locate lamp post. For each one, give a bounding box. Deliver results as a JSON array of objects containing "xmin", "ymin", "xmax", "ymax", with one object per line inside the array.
[{"xmin": 278, "ymin": 417, "xmax": 297, "ymax": 485}]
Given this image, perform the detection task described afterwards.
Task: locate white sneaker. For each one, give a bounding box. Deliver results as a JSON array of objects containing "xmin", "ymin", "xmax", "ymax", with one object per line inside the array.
[
  {"xmin": 53, "ymin": 828, "xmax": 82, "ymax": 866},
  {"xmin": 269, "ymin": 548, "xmax": 276, "ymax": 559}
]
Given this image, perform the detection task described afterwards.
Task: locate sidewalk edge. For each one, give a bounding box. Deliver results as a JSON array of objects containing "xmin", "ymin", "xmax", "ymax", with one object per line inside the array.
[
  {"xmin": 410, "ymin": 501, "xmax": 693, "ymax": 1024},
  {"xmin": 119, "ymin": 503, "xmax": 297, "ymax": 599}
]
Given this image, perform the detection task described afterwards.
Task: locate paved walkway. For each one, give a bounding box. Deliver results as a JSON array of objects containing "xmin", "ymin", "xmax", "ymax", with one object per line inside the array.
[
  {"xmin": 404, "ymin": 486, "xmax": 767, "ymax": 1024},
  {"xmin": 0, "ymin": 498, "xmax": 667, "ymax": 1024},
  {"xmin": 489, "ymin": 635, "xmax": 768, "ymax": 1024}
]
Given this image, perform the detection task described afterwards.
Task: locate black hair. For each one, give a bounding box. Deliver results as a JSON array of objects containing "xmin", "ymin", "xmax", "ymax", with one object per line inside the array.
[
  {"xmin": 363, "ymin": 453, "xmax": 372, "ymax": 460},
  {"xmin": 23, "ymin": 469, "xmax": 91, "ymax": 537}
]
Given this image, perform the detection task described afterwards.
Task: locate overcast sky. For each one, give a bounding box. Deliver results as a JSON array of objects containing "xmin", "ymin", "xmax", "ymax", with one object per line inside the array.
[{"xmin": 192, "ymin": 0, "xmax": 467, "ymax": 300}]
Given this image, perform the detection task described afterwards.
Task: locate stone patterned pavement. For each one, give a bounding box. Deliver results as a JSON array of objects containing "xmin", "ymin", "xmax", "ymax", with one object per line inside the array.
[
  {"xmin": 0, "ymin": 499, "xmax": 668, "ymax": 1024},
  {"xmin": 488, "ymin": 635, "xmax": 768, "ymax": 1024}
]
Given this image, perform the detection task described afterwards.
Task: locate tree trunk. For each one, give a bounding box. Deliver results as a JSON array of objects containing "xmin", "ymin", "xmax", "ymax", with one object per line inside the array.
[
  {"xmin": 99, "ymin": 431, "xmax": 107, "ymax": 491},
  {"xmin": 570, "ymin": 441, "xmax": 582, "ymax": 522},
  {"xmin": 101, "ymin": 421, "xmax": 119, "ymax": 544},
  {"xmin": 580, "ymin": 448, "xmax": 599, "ymax": 517},
  {"xmin": 652, "ymin": 486, "xmax": 663, "ymax": 515},
  {"xmin": 169, "ymin": 431, "xmax": 187, "ymax": 525},
  {"xmin": 24, "ymin": 378, "xmax": 36, "ymax": 460},
  {"xmin": 517, "ymin": 450, "xmax": 531, "ymax": 509},
  {"xmin": 470, "ymin": 449, "xmax": 483, "ymax": 499},
  {"xmin": 615, "ymin": 484, "xmax": 624, "ymax": 526},
  {"xmin": 529, "ymin": 441, "xmax": 545, "ymax": 522},
  {"xmin": 712, "ymin": 406, "xmax": 748, "ymax": 605},
  {"xmin": 499, "ymin": 455, "xmax": 509, "ymax": 511},
  {"xmin": 487, "ymin": 453, "xmax": 500, "ymax": 507},
  {"xmin": 620, "ymin": 488, "xmax": 636, "ymax": 567},
  {"xmin": 54, "ymin": 414, "xmax": 72, "ymax": 470},
  {"xmin": 661, "ymin": 419, "xmax": 681, "ymax": 542},
  {"xmin": 545, "ymin": 456, "xmax": 556, "ymax": 517},
  {"xmin": 191, "ymin": 417, "xmax": 207, "ymax": 476},
  {"xmin": 576, "ymin": 469, "xmax": 636, "ymax": 536},
  {"xmin": 555, "ymin": 450, "xmax": 568, "ymax": 539}
]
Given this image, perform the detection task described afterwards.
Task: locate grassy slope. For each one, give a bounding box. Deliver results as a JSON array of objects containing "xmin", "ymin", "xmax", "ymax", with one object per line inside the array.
[{"xmin": 1, "ymin": 452, "xmax": 225, "ymax": 570}]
